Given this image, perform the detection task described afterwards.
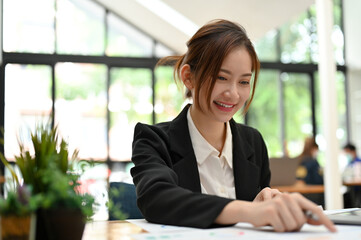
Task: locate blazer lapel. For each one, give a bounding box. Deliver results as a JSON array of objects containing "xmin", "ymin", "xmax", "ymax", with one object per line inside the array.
[
  {"xmin": 231, "ymin": 120, "xmax": 261, "ymax": 201},
  {"xmin": 168, "ymin": 105, "xmax": 201, "ymax": 193}
]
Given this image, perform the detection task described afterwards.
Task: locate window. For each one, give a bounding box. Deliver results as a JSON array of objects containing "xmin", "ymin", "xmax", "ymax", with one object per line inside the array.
[
  {"xmin": 252, "ymin": 0, "xmax": 347, "ymax": 158},
  {"xmin": 282, "ymin": 72, "xmax": 313, "ymax": 157},
  {"xmin": 56, "ymin": 0, "xmax": 105, "ymax": 55},
  {"xmin": 315, "ymin": 71, "xmax": 347, "ymax": 166},
  {"xmin": 254, "ymin": 30, "xmax": 278, "ymax": 62},
  {"xmin": 55, "ymin": 63, "xmax": 107, "ymax": 160},
  {"xmin": 3, "ymin": 0, "xmax": 55, "ymax": 53},
  {"xmin": 4, "ymin": 64, "xmax": 52, "ymax": 159},
  {"xmin": 154, "ymin": 66, "xmax": 184, "ymax": 123},
  {"xmin": 247, "ymin": 70, "xmax": 282, "ymax": 157},
  {"xmin": 107, "ymin": 13, "xmax": 153, "ymax": 57},
  {"xmin": 108, "ymin": 68, "xmax": 152, "ymax": 161},
  {"xmin": 1, "ymin": 1, "xmax": 348, "ymax": 165},
  {"xmin": 280, "ymin": 12, "xmax": 312, "ymax": 64}
]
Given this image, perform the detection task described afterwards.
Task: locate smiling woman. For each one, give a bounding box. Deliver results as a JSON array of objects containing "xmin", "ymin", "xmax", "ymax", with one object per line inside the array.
[{"xmin": 130, "ymin": 19, "xmax": 336, "ymax": 232}]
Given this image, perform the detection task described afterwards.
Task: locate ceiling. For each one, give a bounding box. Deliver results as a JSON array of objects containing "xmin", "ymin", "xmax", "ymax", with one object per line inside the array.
[{"xmin": 96, "ymin": 0, "xmax": 315, "ymax": 54}]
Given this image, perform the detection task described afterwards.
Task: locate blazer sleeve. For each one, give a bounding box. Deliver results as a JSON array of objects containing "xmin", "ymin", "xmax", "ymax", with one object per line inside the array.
[
  {"xmin": 257, "ymin": 130, "xmax": 271, "ymax": 189},
  {"xmin": 130, "ymin": 123, "xmax": 233, "ymax": 228}
]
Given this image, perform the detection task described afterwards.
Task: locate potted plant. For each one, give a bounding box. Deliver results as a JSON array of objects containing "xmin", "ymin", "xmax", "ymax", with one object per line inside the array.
[
  {"xmin": 0, "ymin": 124, "xmax": 95, "ymax": 240},
  {"xmin": 0, "ymin": 179, "xmax": 37, "ymax": 240}
]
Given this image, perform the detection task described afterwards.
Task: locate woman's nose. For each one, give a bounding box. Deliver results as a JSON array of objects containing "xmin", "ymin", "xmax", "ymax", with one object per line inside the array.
[{"xmin": 224, "ymin": 84, "xmax": 239, "ymax": 98}]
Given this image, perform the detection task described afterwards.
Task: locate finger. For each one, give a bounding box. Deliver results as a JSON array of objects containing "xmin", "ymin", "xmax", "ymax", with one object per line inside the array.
[
  {"xmin": 283, "ymin": 194, "xmax": 307, "ymax": 230},
  {"xmin": 270, "ymin": 188, "xmax": 282, "ymax": 198},
  {"xmin": 270, "ymin": 211, "xmax": 285, "ymax": 232},
  {"xmin": 275, "ymin": 196, "xmax": 299, "ymax": 231},
  {"xmin": 294, "ymin": 194, "xmax": 337, "ymax": 232},
  {"xmin": 261, "ymin": 188, "xmax": 272, "ymax": 201}
]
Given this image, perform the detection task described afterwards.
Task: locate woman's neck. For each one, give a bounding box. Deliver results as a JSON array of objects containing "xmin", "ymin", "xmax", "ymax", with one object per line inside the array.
[{"xmin": 189, "ymin": 106, "xmax": 227, "ymax": 153}]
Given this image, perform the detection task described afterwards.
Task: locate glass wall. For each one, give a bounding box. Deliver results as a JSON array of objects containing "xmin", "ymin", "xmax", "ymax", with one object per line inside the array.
[
  {"xmin": 1, "ymin": 0, "xmax": 176, "ymax": 220},
  {"xmin": 247, "ymin": 70, "xmax": 282, "ymax": 157},
  {"xmin": 1, "ymin": 0, "xmax": 348, "ymax": 216},
  {"xmin": 252, "ymin": 0, "xmax": 347, "ymax": 159},
  {"xmin": 3, "ymin": 0, "xmax": 55, "ymax": 53},
  {"xmin": 109, "ymin": 68, "xmax": 153, "ymax": 161},
  {"xmin": 55, "ymin": 63, "xmax": 107, "ymax": 160},
  {"xmin": 282, "ymin": 72, "xmax": 313, "ymax": 157},
  {"xmin": 1, "ymin": 0, "xmax": 347, "ymax": 161},
  {"xmin": 4, "ymin": 64, "xmax": 52, "ymax": 159}
]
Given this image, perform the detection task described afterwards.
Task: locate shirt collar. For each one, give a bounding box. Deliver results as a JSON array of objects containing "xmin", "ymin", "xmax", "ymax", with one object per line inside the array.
[
  {"xmin": 187, "ymin": 108, "xmax": 233, "ymax": 168},
  {"xmin": 222, "ymin": 122, "xmax": 233, "ymax": 169}
]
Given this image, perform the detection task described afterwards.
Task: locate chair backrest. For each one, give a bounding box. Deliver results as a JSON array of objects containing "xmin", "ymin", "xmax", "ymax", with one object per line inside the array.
[
  {"xmin": 108, "ymin": 182, "xmax": 143, "ymax": 220},
  {"xmin": 269, "ymin": 157, "xmax": 299, "ymax": 186}
]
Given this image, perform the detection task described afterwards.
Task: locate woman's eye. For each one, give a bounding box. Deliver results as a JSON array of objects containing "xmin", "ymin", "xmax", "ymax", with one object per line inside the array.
[
  {"xmin": 218, "ymin": 76, "xmax": 227, "ymax": 81},
  {"xmin": 240, "ymin": 80, "xmax": 250, "ymax": 85}
]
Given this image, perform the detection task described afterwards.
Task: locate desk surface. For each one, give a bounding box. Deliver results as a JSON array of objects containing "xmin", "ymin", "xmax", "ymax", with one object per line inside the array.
[
  {"xmin": 82, "ymin": 220, "xmax": 145, "ymax": 240},
  {"xmin": 272, "ymin": 180, "xmax": 324, "ymax": 194},
  {"xmin": 83, "ymin": 218, "xmax": 361, "ymax": 240},
  {"xmin": 343, "ymin": 179, "xmax": 361, "ymax": 186}
]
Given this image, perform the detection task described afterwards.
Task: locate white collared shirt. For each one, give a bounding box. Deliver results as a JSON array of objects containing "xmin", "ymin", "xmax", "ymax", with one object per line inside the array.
[{"xmin": 187, "ymin": 109, "xmax": 236, "ymax": 199}]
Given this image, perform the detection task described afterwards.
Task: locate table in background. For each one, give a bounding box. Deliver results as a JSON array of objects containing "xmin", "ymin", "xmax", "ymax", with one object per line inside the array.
[
  {"xmin": 343, "ymin": 179, "xmax": 361, "ymax": 207},
  {"xmin": 343, "ymin": 179, "xmax": 361, "ymax": 187},
  {"xmin": 82, "ymin": 220, "xmax": 145, "ymax": 240},
  {"xmin": 272, "ymin": 180, "xmax": 324, "ymax": 194}
]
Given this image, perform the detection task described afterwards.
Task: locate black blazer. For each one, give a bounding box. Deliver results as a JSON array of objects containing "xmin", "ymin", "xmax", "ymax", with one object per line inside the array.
[{"xmin": 131, "ymin": 105, "xmax": 270, "ymax": 228}]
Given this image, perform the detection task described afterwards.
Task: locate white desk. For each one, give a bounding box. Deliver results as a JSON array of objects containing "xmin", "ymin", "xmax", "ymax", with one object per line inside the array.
[{"xmin": 83, "ymin": 216, "xmax": 361, "ymax": 240}]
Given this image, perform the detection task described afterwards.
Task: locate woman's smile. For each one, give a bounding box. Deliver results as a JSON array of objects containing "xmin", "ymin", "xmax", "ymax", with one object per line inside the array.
[{"xmin": 213, "ymin": 101, "xmax": 235, "ymax": 112}]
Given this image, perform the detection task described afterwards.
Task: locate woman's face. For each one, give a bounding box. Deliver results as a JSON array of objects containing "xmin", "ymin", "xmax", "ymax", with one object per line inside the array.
[{"xmin": 195, "ymin": 46, "xmax": 253, "ymax": 123}]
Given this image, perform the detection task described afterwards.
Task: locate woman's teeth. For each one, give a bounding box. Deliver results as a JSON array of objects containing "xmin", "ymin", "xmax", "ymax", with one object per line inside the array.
[{"xmin": 215, "ymin": 101, "xmax": 233, "ymax": 108}]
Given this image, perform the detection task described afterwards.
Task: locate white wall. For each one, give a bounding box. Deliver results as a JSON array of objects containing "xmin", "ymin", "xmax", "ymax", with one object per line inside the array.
[{"xmin": 344, "ymin": 0, "xmax": 361, "ymax": 152}]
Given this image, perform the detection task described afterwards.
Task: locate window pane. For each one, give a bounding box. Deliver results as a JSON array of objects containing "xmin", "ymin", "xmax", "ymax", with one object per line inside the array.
[
  {"xmin": 3, "ymin": 0, "xmax": 55, "ymax": 53},
  {"xmin": 308, "ymin": 4, "xmax": 344, "ymax": 65},
  {"xmin": 107, "ymin": 13, "xmax": 153, "ymax": 57},
  {"xmin": 283, "ymin": 73, "xmax": 312, "ymax": 157},
  {"xmin": 109, "ymin": 68, "xmax": 152, "ymax": 161},
  {"xmin": 315, "ymin": 71, "xmax": 347, "ymax": 166},
  {"xmin": 254, "ymin": 30, "xmax": 278, "ymax": 62},
  {"xmin": 4, "ymin": 64, "xmax": 52, "ymax": 160},
  {"xmin": 154, "ymin": 66, "xmax": 184, "ymax": 123},
  {"xmin": 55, "ymin": 63, "xmax": 107, "ymax": 160},
  {"xmin": 280, "ymin": 12, "xmax": 312, "ymax": 64},
  {"xmin": 57, "ymin": 0, "xmax": 105, "ymax": 55},
  {"xmin": 247, "ymin": 70, "xmax": 282, "ymax": 157},
  {"xmin": 333, "ymin": 0, "xmax": 345, "ymax": 65}
]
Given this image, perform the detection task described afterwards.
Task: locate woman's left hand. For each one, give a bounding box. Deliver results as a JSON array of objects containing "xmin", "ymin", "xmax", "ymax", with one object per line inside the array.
[{"xmin": 253, "ymin": 187, "xmax": 282, "ymax": 202}]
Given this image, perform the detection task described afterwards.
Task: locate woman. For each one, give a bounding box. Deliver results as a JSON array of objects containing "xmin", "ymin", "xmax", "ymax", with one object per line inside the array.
[
  {"xmin": 297, "ymin": 137, "xmax": 324, "ymax": 185},
  {"xmin": 131, "ymin": 19, "xmax": 335, "ymax": 232}
]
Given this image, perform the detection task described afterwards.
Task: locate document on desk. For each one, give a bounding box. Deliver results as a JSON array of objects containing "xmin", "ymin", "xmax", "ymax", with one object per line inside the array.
[
  {"xmin": 127, "ymin": 219, "xmax": 199, "ymax": 233},
  {"xmin": 129, "ymin": 219, "xmax": 361, "ymax": 240}
]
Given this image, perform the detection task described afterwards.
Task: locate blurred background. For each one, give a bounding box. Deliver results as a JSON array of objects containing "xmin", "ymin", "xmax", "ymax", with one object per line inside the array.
[{"xmin": 1, "ymin": 0, "xmax": 360, "ymax": 219}]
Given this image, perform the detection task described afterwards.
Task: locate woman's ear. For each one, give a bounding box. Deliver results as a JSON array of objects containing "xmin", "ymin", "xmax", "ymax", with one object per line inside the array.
[{"xmin": 180, "ymin": 64, "xmax": 193, "ymax": 90}]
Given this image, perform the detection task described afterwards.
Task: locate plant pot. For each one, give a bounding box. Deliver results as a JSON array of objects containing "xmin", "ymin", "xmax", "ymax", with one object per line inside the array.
[
  {"xmin": 36, "ymin": 208, "xmax": 86, "ymax": 240},
  {"xmin": 0, "ymin": 214, "xmax": 36, "ymax": 240}
]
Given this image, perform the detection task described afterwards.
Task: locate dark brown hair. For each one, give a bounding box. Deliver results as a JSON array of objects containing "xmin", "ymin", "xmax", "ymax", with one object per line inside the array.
[
  {"xmin": 157, "ymin": 19, "xmax": 260, "ymax": 114},
  {"xmin": 299, "ymin": 137, "xmax": 319, "ymax": 159}
]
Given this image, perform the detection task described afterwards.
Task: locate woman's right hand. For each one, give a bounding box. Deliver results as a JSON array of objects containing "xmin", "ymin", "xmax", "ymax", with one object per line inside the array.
[{"xmin": 247, "ymin": 192, "xmax": 336, "ymax": 232}]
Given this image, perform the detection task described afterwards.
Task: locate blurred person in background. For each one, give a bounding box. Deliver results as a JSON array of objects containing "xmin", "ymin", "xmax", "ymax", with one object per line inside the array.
[
  {"xmin": 343, "ymin": 143, "xmax": 361, "ymax": 207},
  {"xmin": 296, "ymin": 137, "xmax": 324, "ymax": 185}
]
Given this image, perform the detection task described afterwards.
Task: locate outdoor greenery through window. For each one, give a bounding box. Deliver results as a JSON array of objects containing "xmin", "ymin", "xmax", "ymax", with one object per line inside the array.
[
  {"xmin": 253, "ymin": 0, "xmax": 346, "ymax": 159},
  {"xmin": 2, "ymin": 0, "xmax": 347, "ymax": 180},
  {"xmin": 4, "ymin": 64, "xmax": 52, "ymax": 159}
]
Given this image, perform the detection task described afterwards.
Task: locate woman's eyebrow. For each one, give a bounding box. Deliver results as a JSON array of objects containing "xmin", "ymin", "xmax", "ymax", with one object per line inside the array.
[{"xmin": 220, "ymin": 68, "xmax": 252, "ymax": 77}]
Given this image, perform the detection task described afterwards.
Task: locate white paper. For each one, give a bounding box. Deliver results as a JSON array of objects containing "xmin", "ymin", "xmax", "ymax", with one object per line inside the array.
[
  {"xmin": 129, "ymin": 217, "xmax": 361, "ymax": 240},
  {"xmin": 127, "ymin": 219, "xmax": 201, "ymax": 233},
  {"xmin": 324, "ymin": 208, "xmax": 360, "ymax": 215}
]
